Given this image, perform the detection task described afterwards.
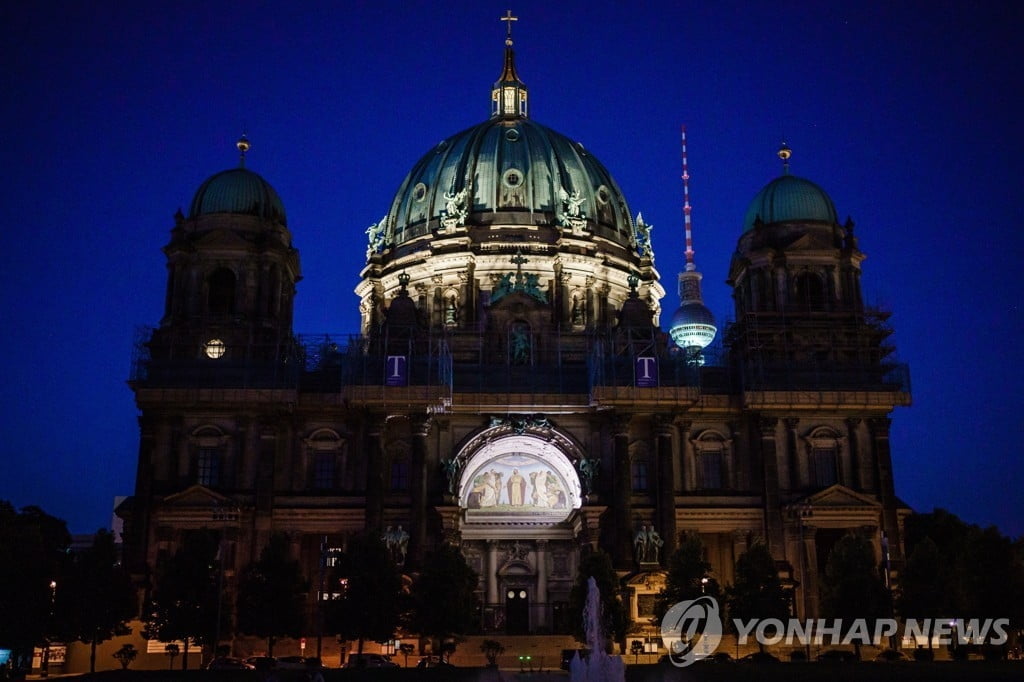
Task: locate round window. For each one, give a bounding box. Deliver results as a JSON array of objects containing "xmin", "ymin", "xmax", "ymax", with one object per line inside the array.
[
  {"xmin": 204, "ymin": 339, "xmax": 226, "ymax": 359},
  {"xmin": 505, "ymin": 128, "xmax": 521, "ymax": 142},
  {"xmin": 503, "ymin": 168, "xmax": 523, "ymax": 188},
  {"xmin": 596, "ymin": 185, "xmax": 611, "ymax": 204},
  {"xmin": 413, "ymin": 182, "xmax": 427, "ymax": 201}
]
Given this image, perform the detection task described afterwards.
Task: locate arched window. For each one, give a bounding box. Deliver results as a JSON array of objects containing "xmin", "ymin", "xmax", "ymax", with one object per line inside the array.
[
  {"xmin": 305, "ymin": 429, "xmax": 343, "ymax": 491},
  {"xmin": 191, "ymin": 425, "xmax": 228, "ymax": 488},
  {"xmin": 207, "ymin": 268, "xmax": 236, "ymax": 315},
  {"xmin": 793, "ymin": 271, "xmax": 826, "ymax": 310},
  {"xmin": 693, "ymin": 430, "xmax": 730, "ymax": 490},
  {"xmin": 631, "ymin": 457, "xmax": 649, "ymax": 492},
  {"xmin": 390, "ymin": 455, "xmax": 410, "ymax": 492},
  {"xmin": 805, "ymin": 427, "xmax": 841, "ymax": 488}
]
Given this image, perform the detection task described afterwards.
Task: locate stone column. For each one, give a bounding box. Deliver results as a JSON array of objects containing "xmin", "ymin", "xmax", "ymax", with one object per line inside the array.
[
  {"xmin": 487, "ymin": 540, "xmax": 500, "ymax": 606},
  {"xmin": 654, "ymin": 415, "xmax": 677, "ymax": 558},
  {"xmin": 409, "ymin": 414, "xmax": 432, "ymax": 564},
  {"xmin": 612, "ymin": 414, "xmax": 633, "ymax": 567},
  {"xmin": 677, "ymin": 419, "xmax": 693, "ymax": 491},
  {"xmin": 759, "ymin": 417, "xmax": 786, "ymax": 558},
  {"xmin": 536, "ymin": 540, "xmax": 548, "ymax": 629},
  {"xmin": 783, "ymin": 417, "xmax": 800, "ymax": 490},
  {"xmin": 364, "ymin": 415, "xmax": 386, "ymax": 531},
  {"xmin": 845, "ymin": 418, "xmax": 864, "ymax": 491},
  {"xmin": 868, "ymin": 418, "xmax": 903, "ymax": 562},
  {"xmin": 800, "ymin": 524, "xmax": 819, "ymax": 619}
]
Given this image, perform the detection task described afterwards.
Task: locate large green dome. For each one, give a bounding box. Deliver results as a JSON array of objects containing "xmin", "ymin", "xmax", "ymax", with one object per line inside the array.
[
  {"xmin": 380, "ymin": 117, "xmax": 635, "ymax": 250},
  {"xmin": 188, "ymin": 168, "xmax": 287, "ymax": 226},
  {"xmin": 742, "ymin": 174, "xmax": 837, "ymax": 232}
]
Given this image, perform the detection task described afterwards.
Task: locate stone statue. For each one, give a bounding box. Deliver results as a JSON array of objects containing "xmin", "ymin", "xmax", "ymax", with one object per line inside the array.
[
  {"xmin": 576, "ymin": 457, "xmax": 599, "ymax": 495},
  {"xmin": 443, "ymin": 187, "xmax": 469, "ymax": 224},
  {"xmin": 510, "ymin": 326, "xmax": 530, "ymax": 364},
  {"xmin": 635, "ymin": 213, "xmax": 653, "ymax": 257},
  {"xmin": 365, "ymin": 215, "xmax": 387, "ymax": 259},
  {"xmin": 634, "ymin": 525, "xmax": 649, "ymax": 563},
  {"xmin": 441, "ymin": 458, "xmax": 459, "ymax": 496},
  {"xmin": 645, "ymin": 525, "xmax": 664, "ymax": 564}
]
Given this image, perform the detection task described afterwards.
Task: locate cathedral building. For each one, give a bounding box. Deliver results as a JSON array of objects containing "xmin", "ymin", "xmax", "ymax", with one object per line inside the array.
[{"xmin": 120, "ymin": 24, "xmax": 911, "ymax": 644}]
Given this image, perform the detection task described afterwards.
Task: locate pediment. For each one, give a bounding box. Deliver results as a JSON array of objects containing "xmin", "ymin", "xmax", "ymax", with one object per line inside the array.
[
  {"xmin": 800, "ymin": 484, "xmax": 880, "ymax": 509},
  {"xmin": 194, "ymin": 228, "xmax": 252, "ymax": 250},
  {"xmin": 162, "ymin": 484, "xmax": 230, "ymax": 507},
  {"xmin": 784, "ymin": 231, "xmax": 836, "ymax": 251}
]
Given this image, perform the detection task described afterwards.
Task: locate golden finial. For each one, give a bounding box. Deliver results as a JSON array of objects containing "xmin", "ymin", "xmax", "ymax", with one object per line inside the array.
[
  {"xmin": 778, "ymin": 141, "xmax": 792, "ymax": 174},
  {"xmin": 237, "ymin": 133, "xmax": 251, "ymax": 167}
]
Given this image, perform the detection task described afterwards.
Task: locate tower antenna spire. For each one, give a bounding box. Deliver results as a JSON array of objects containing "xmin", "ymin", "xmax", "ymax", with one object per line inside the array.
[
  {"xmin": 237, "ymin": 132, "xmax": 250, "ymax": 168},
  {"xmin": 681, "ymin": 125, "xmax": 696, "ymax": 272}
]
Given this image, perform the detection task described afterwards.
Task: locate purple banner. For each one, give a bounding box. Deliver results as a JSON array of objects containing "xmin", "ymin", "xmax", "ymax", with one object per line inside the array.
[
  {"xmin": 635, "ymin": 356, "xmax": 658, "ymax": 387},
  {"xmin": 385, "ymin": 355, "xmax": 407, "ymax": 386}
]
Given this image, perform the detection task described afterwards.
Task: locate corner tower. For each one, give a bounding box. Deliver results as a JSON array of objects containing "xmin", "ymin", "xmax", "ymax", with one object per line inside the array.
[{"xmin": 147, "ymin": 136, "xmax": 301, "ymax": 375}]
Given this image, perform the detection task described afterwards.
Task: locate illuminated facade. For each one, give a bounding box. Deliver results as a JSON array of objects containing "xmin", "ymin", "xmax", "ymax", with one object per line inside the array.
[{"xmin": 120, "ymin": 27, "xmax": 911, "ymax": 644}]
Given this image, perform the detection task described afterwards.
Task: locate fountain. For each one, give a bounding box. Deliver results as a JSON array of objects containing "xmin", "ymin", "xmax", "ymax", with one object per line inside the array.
[{"xmin": 569, "ymin": 577, "xmax": 625, "ymax": 682}]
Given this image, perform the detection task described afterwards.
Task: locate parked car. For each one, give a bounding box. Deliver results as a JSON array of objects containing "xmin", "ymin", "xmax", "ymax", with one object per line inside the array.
[
  {"xmin": 874, "ymin": 649, "xmax": 908, "ymax": 662},
  {"xmin": 697, "ymin": 652, "xmax": 734, "ymax": 663},
  {"xmin": 206, "ymin": 657, "xmax": 255, "ymax": 670},
  {"xmin": 416, "ymin": 655, "xmax": 455, "ymax": 669},
  {"xmin": 245, "ymin": 656, "xmax": 278, "ymax": 670},
  {"xmin": 817, "ymin": 649, "xmax": 859, "ymax": 662},
  {"xmin": 276, "ymin": 656, "xmax": 311, "ymax": 670},
  {"xmin": 739, "ymin": 651, "xmax": 781, "ymax": 663},
  {"xmin": 343, "ymin": 653, "xmax": 399, "ymax": 669}
]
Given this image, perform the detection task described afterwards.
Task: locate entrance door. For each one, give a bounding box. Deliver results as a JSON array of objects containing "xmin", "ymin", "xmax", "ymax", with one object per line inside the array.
[{"xmin": 505, "ymin": 588, "xmax": 529, "ymax": 634}]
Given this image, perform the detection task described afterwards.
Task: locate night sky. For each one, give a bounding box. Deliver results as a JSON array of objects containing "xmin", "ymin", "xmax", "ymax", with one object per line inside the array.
[{"xmin": 2, "ymin": 1, "xmax": 1021, "ymax": 538}]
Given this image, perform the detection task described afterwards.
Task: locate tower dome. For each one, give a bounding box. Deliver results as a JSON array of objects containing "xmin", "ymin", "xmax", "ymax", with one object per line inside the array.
[
  {"xmin": 357, "ymin": 21, "xmax": 662, "ymax": 335},
  {"xmin": 188, "ymin": 167, "xmax": 287, "ymax": 226},
  {"xmin": 742, "ymin": 174, "xmax": 838, "ymax": 232},
  {"xmin": 377, "ymin": 118, "xmax": 635, "ymax": 252}
]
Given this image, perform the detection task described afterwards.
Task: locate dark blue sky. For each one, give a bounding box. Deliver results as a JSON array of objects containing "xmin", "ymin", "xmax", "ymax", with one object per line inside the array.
[{"xmin": 2, "ymin": 1, "xmax": 1021, "ymax": 538}]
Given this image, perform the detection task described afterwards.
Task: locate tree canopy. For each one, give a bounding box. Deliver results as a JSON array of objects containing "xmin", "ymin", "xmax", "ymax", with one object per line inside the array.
[
  {"xmin": 819, "ymin": 533, "xmax": 890, "ymax": 658},
  {"xmin": 725, "ymin": 542, "xmax": 789, "ymax": 651},
  {"xmin": 407, "ymin": 543, "xmax": 478, "ymax": 652},
  {"xmin": 235, "ymin": 533, "xmax": 309, "ymax": 656},
  {"xmin": 567, "ymin": 549, "xmax": 628, "ymax": 645},
  {"xmin": 324, "ymin": 532, "xmax": 402, "ymax": 655},
  {"xmin": 142, "ymin": 529, "xmax": 221, "ymax": 669},
  {"xmin": 653, "ymin": 532, "xmax": 719, "ymax": 624},
  {"xmin": 0, "ymin": 502, "xmax": 71, "ymax": 670},
  {"xmin": 55, "ymin": 529, "xmax": 136, "ymax": 672}
]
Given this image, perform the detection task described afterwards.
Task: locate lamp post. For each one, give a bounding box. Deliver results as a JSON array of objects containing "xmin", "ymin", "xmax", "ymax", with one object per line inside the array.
[
  {"xmin": 41, "ymin": 579, "xmax": 57, "ymax": 678},
  {"xmin": 700, "ymin": 577, "xmax": 709, "ymax": 594}
]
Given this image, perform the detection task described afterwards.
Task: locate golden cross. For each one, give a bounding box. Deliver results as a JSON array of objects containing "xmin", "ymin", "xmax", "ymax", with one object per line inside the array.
[{"xmin": 501, "ymin": 10, "xmax": 518, "ymax": 41}]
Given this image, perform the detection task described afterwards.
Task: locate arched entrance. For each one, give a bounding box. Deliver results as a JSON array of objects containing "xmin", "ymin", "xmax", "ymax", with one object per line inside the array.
[{"xmin": 451, "ymin": 427, "xmax": 586, "ymax": 634}]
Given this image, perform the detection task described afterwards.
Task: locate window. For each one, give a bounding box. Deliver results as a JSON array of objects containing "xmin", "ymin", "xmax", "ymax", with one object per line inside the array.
[
  {"xmin": 197, "ymin": 447, "xmax": 221, "ymax": 487},
  {"xmin": 313, "ymin": 452, "xmax": 335, "ymax": 490},
  {"xmin": 697, "ymin": 450, "xmax": 723, "ymax": 489},
  {"xmin": 207, "ymin": 268, "xmax": 236, "ymax": 315},
  {"xmin": 794, "ymin": 272, "xmax": 826, "ymax": 310},
  {"xmin": 811, "ymin": 447, "xmax": 838, "ymax": 487},
  {"xmin": 390, "ymin": 457, "xmax": 410, "ymax": 491},
  {"xmin": 631, "ymin": 458, "xmax": 649, "ymax": 492}
]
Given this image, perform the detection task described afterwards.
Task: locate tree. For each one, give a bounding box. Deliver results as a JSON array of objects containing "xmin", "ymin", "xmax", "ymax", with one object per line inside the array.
[
  {"xmin": 235, "ymin": 533, "xmax": 309, "ymax": 656},
  {"xmin": 725, "ymin": 542, "xmax": 790, "ymax": 652},
  {"xmin": 819, "ymin": 533, "xmax": 890, "ymax": 659},
  {"xmin": 164, "ymin": 643, "xmax": 180, "ymax": 670},
  {"xmin": 112, "ymin": 643, "xmax": 138, "ymax": 670},
  {"xmin": 0, "ymin": 502, "xmax": 71, "ymax": 673},
  {"xmin": 54, "ymin": 529, "xmax": 136, "ymax": 672},
  {"xmin": 325, "ymin": 532, "xmax": 402, "ymax": 657},
  {"xmin": 480, "ymin": 639, "xmax": 504, "ymax": 667},
  {"xmin": 142, "ymin": 529, "xmax": 220, "ymax": 670},
  {"xmin": 654, "ymin": 532, "xmax": 719, "ymax": 623},
  {"xmin": 567, "ymin": 550, "xmax": 628, "ymax": 647},
  {"xmin": 407, "ymin": 543, "xmax": 478, "ymax": 660}
]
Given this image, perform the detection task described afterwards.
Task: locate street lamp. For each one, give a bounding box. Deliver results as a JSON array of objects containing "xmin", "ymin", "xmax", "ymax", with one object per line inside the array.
[
  {"xmin": 41, "ymin": 580, "xmax": 57, "ymax": 678},
  {"xmin": 700, "ymin": 577, "xmax": 709, "ymax": 594}
]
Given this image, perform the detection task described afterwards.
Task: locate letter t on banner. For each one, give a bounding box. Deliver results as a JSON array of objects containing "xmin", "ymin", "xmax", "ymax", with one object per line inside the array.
[
  {"xmin": 636, "ymin": 356, "xmax": 658, "ymax": 387},
  {"xmin": 386, "ymin": 355, "xmax": 408, "ymax": 386}
]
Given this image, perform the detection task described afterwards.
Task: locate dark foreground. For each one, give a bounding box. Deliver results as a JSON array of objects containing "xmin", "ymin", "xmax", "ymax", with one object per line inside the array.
[{"xmin": 68, "ymin": 660, "xmax": 1023, "ymax": 682}]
